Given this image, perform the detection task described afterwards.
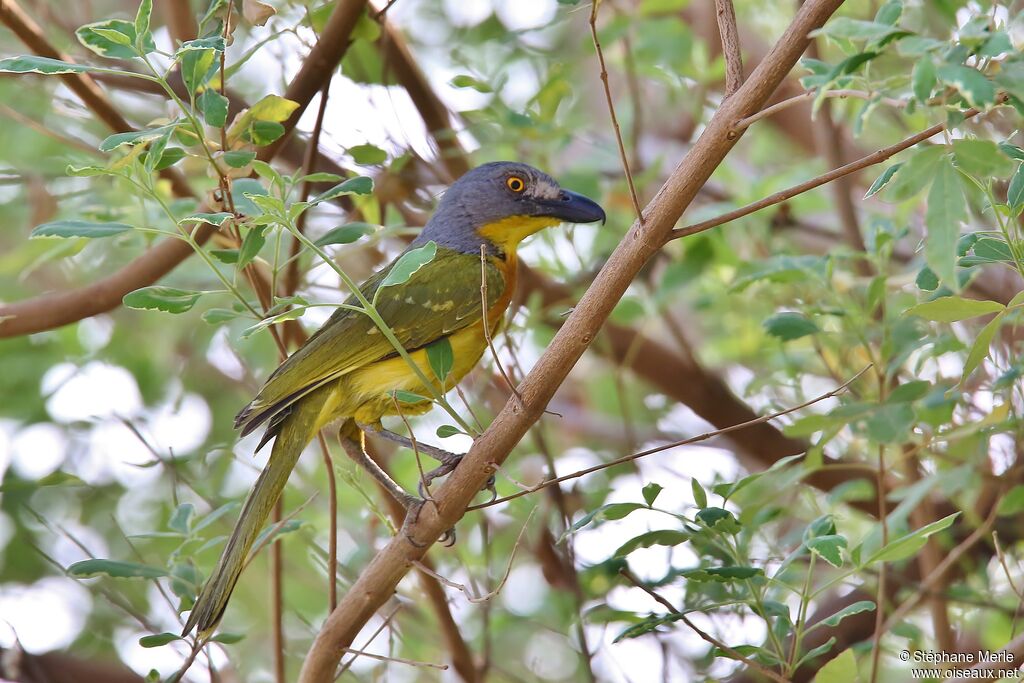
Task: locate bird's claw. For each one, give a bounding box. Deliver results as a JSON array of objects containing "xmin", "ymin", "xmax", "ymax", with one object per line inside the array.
[{"xmin": 399, "ymin": 496, "xmax": 457, "ymax": 547}]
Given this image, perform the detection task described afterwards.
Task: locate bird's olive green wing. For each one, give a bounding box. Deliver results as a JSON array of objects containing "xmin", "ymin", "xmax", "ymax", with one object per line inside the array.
[{"xmin": 236, "ymin": 246, "xmax": 506, "ymax": 437}]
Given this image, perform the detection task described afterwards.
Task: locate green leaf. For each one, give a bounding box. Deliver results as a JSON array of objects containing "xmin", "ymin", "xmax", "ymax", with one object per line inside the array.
[
  {"xmin": 936, "ymin": 63, "xmax": 997, "ymax": 109},
  {"xmin": 691, "ymin": 479, "xmax": 707, "ymax": 508},
  {"xmin": 314, "ymin": 222, "xmax": 376, "ymax": 246},
  {"xmin": 227, "ymin": 94, "xmax": 299, "ymax": 142},
  {"xmin": 347, "ymin": 143, "xmax": 387, "ymax": 165},
  {"xmin": 210, "ymin": 632, "xmax": 245, "ymax": 644},
  {"xmin": 311, "ymin": 176, "xmax": 374, "ymax": 204},
  {"xmin": 67, "ymin": 559, "xmax": 168, "ymax": 579},
  {"xmin": 180, "ymin": 212, "xmax": 234, "ymax": 227},
  {"xmin": 613, "ymin": 613, "xmax": 688, "ymax": 642},
  {"xmin": 123, "ymin": 286, "xmax": 202, "ymax": 314},
  {"xmin": 887, "ymin": 380, "xmax": 930, "ymax": 403},
  {"xmin": 818, "ymin": 601, "xmax": 876, "ymax": 629},
  {"xmin": 864, "ymin": 402, "xmax": 914, "ymax": 442},
  {"xmin": 134, "ymin": 0, "xmax": 153, "ymax": 48},
  {"xmin": 1008, "ymin": 165, "xmax": 1024, "ymax": 211},
  {"xmin": 642, "ymin": 482, "xmax": 663, "ymax": 507},
  {"xmin": 139, "ymin": 633, "xmax": 181, "ymax": 648},
  {"xmin": 77, "ymin": 20, "xmax": 152, "ymax": 59},
  {"xmin": 763, "ymin": 312, "xmax": 819, "ymax": 341},
  {"xmin": 231, "ymin": 178, "xmax": 267, "ymax": 216},
  {"xmin": 181, "ymin": 47, "xmax": 216, "ymax": 96},
  {"xmin": 906, "ymin": 296, "xmax": 1004, "ymax": 322},
  {"xmin": 924, "ymin": 155, "xmax": 966, "ymax": 288},
  {"xmin": 952, "ymin": 139, "xmax": 1013, "ymax": 178},
  {"xmin": 865, "ymin": 512, "xmax": 960, "ymax": 565},
  {"xmin": 100, "ymin": 124, "xmax": 179, "ymax": 152},
  {"xmin": 912, "ymin": 58, "xmax": 936, "ymax": 102},
  {"xmin": 237, "ymin": 228, "xmax": 266, "ymax": 269},
  {"xmin": 31, "ymin": 220, "xmax": 132, "ymax": 239},
  {"xmin": 998, "ymin": 485, "xmax": 1024, "ymax": 516},
  {"xmin": 251, "ymin": 519, "xmax": 303, "ymax": 554},
  {"xmin": 198, "ymin": 89, "xmax": 229, "ymax": 128},
  {"xmin": 813, "ymin": 18, "xmax": 908, "ymax": 42},
  {"xmin": 812, "ymin": 647, "xmax": 859, "ymax": 683},
  {"xmin": 797, "ymin": 637, "xmax": 837, "ymax": 670},
  {"xmin": 392, "ymin": 390, "xmax": 429, "ymax": 404},
  {"xmin": 436, "ymin": 425, "xmax": 462, "ymax": 438},
  {"xmin": 167, "ymin": 503, "xmax": 194, "ymax": 533},
  {"xmin": 864, "ymin": 163, "xmax": 901, "ymax": 199},
  {"xmin": 244, "ymin": 120, "xmax": 285, "ymax": 146},
  {"xmin": 613, "ymin": 530, "xmax": 689, "ymax": 558},
  {"xmin": 223, "ymin": 151, "xmax": 256, "ymax": 168},
  {"xmin": 0, "ymin": 55, "xmax": 104, "ymax": 75},
  {"xmin": 450, "ymin": 74, "xmax": 494, "ymax": 92},
  {"xmin": 155, "ymin": 147, "xmax": 186, "ymax": 170},
  {"xmin": 679, "ymin": 566, "xmax": 763, "ymax": 582},
  {"xmin": 379, "ymin": 242, "xmax": 437, "ymax": 290},
  {"xmin": 883, "ymin": 145, "xmax": 945, "ymax": 202},
  {"xmin": 695, "ymin": 507, "xmax": 741, "ymax": 534},
  {"xmin": 240, "ymin": 307, "xmax": 306, "ymax": 339},
  {"xmin": 806, "ymin": 534, "xmax": 847, "ymax": 567},
  {"xmin": 962, "ymin": 310, "xmax": 1005, "ymax": 382},
  {"xmin": 999, "ymin": 143, "xmax": 1024, "ymax": 162},
  {"xmin": 202, "ymin": 308, "xmax": 242, "ymax": 324},
  {"xmin": 0, "ymin": 471, "xmax": 85, "ymax": 492},
  {"xmin": 426, "ymin": 337, "xmax": 454, "ymax": 383},
  {"xmin": 174, "ymin": 36, "xmax": 226, "ymax": 55},
  {"xmin": 915, "ymin": 266, "xmax": 939, "ymax": 291},
  {"xmin": 565, "ymin": 503, "xmax": 647, "ymax": 536}
]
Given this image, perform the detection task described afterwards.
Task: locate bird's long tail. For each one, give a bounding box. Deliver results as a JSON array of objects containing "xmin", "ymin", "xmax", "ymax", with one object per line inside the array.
[{"xmin": 183, "ymin": 386, "xmax": 330, "ymax": 638}]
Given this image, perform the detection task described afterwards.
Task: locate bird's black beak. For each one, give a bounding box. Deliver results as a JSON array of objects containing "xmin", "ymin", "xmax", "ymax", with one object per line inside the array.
[{"xmin": 539, "ymin": 189, "xmax": 606, "ymax": 225}]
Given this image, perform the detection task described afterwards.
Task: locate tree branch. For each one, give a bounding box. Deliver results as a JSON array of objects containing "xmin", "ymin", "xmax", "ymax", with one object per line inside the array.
[
  {"xmin": 298, "ymin": 2, "xmax": 846, "ymax": 679},
  {"xmin": 667, "ymin": 101, "xmax": 1000, "ymax": 243},
  {"xmin": 258, "ymin": 0, "xmax": 368, "ymax": 162},
  {"xmin": 714, "ymin": 0, "xmax": 743, "ymax": 97}
]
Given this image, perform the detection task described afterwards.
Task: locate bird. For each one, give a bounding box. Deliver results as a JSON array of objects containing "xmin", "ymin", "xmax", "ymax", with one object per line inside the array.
[{"xmin": 181, "ymin": 161, "xmax": 605, "ymax": 638}]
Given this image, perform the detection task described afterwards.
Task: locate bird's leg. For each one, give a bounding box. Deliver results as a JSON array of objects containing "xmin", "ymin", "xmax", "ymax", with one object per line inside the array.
[
  {"xmin": 337, "ymin": 429, "xmax": 420, "ymax": 511},
  {"xmin": 359, "ymin": 424, "xmax": 497, "ymax": 502}
]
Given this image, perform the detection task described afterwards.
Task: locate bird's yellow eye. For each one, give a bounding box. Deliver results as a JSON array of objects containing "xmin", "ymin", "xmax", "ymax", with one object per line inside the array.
[{"xmin": 506, "ymin": 176, "xmax": 526, "ymax": 193}]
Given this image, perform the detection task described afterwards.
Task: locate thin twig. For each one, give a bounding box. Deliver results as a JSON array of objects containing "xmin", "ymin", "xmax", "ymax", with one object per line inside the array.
[
  {"xmin": 339, "ymin": 648, "xmax": 448, "ymax": 670},
  {"xmin": 391, "ymin": 395, "xmax": 435, "ymax": 502},
  {"xmin": 412, "ymin": 507, "xmax": 537, "ymax": 603},
  {"xmin": 869, "ymin": 444, "xmax": 888, "ymax": 683},
  {"xmin": 714, "ymin": 0, "xmax": 744, "ymax": 97},
  {"xmin": 317, "ymin": 431, "xmax": 338, "ymax": 611},
  {"xmin": 619, "ymin": 568, "xmax": 790, "ymax": 683},
  {"xmin": 335, "ymin": 606, "xmax": 402, "ymax": 678},
  {"xmin": 589, "ymin": 0, "xmax": 644, "ymax": 223},
  {"xmin": 469, "ymin": 365, "xmax": 870, "ymax": 510},
  {"xmin": 480, "ymin": 245, "xmax": 523, "ymax": 411},
  {"xmin": 734, "ymin": 89, "xmax": 907, "ymax": 131},
  {"xmin": 668, "ymin": 100, "xmax": 1003, "ymax": 242}
]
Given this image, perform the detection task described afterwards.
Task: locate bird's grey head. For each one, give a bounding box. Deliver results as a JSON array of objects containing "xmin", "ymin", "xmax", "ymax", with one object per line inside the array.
[{"xmin": 416, "ymin": 161, "xmax": 605, "ymax": 254}]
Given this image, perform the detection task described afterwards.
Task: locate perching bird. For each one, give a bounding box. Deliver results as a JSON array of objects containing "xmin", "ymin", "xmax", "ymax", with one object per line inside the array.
[{"xmin": 182, "ymin": 161, "xmax": 605, "ymax": 637}]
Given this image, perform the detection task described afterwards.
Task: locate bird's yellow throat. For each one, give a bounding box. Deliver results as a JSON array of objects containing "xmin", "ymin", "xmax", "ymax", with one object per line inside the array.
[{"xmin": 476, "ymin": 215, "xmax": 561, "ymax": 253}]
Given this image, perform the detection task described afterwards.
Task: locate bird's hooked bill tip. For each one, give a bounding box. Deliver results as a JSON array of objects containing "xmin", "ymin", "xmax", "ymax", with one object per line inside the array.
[{"xmin": 546, "ymin": 189, "xmax": 607, "ymax": 225}]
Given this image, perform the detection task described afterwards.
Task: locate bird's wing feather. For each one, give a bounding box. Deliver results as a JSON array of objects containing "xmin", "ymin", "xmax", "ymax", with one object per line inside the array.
[{"xmin": 236, "ymin": 246, "xmax": 505, "ymax": 436}]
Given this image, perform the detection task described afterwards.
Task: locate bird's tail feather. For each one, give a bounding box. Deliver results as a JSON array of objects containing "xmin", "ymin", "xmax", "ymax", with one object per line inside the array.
[{"xmin": 183, "ymin": 386, "xmax": 330, "ymax": 638}]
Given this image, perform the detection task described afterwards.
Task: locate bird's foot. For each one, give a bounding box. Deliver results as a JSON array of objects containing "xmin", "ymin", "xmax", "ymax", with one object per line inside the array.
[
  {"xmin": 398, "ymin": 497, "xmax": 456, "ymax": 547},
  {"xmin": 419, "ymin": 454, "xmax": 497, "ymax": 504}
]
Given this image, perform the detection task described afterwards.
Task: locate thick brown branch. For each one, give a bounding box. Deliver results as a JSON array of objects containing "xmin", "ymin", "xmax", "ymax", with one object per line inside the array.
[
  {"xmin": 714, "ymin": 0, "xmax": 743, "ymax": 97},
  {"xmin": 298, "ymin": 2, "xmax": 846, "ymax": 679},
  {"xmin": 258, "ymin": 0, "xmax": 369, "ymax": 162}
]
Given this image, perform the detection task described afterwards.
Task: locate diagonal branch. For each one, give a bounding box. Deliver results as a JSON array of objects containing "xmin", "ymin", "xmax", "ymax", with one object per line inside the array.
[
  {"xmin": 667, "ymin": 101, "xmax": 1000, "ymax": 243},
  {"xmin": 298, "ymin": 2, "xmax": 847, "ymax": 679}
]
